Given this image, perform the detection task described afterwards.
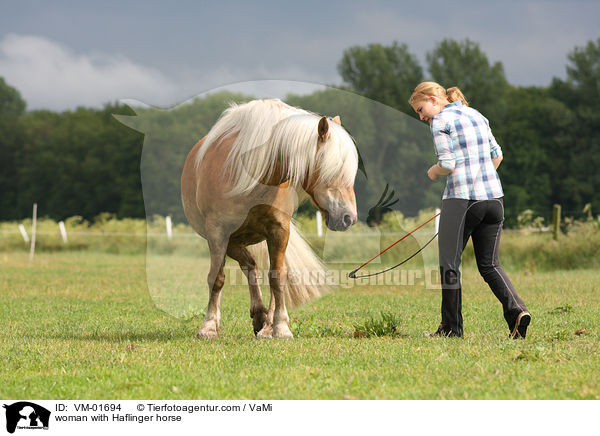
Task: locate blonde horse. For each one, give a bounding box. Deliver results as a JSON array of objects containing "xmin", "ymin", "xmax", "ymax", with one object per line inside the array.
[{"xmin": 181, "ymin": 99, "xmax": 358, "ymax": 338}]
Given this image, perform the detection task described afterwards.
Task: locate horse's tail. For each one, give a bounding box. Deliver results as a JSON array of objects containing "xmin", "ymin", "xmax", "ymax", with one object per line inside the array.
[
  {"xmin": 248, "ymin": 222, "xmax": 329, "ymax": 308},
  {"xmin": 284, "ymin": 222, "xmax": 329, "ymax": 307}
]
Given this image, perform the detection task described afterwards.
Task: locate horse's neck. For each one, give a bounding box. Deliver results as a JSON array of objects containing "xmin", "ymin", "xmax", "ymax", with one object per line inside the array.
[
  {"xmin": 258, "ymin": 147, "xmax": 311, "ymax": 188},
  {"xmin": 260, "ymin": 155, "xmax": 288, "ymax": 186}
]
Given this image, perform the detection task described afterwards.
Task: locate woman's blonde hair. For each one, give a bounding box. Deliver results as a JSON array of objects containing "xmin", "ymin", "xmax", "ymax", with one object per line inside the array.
[{"xmin": 409, "ymin": 81, "xmax": 468, "ymax": 107}]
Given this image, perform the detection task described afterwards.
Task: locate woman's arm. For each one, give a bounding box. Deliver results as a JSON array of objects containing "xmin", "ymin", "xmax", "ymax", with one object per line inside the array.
[
  {"xmin": 430, "ymin": 118, "xmax": 456, "ymax": 172},
  {"xmin": 492, "ymin": 155, "xmax": 503, "ymax": 169},
  {"xmin": 428, "ymin": 163, "xmax": 452, "ymax": 181},
  {"xmin": 487, "ymin": 123, "xmax": 503, "ymax": 169}
]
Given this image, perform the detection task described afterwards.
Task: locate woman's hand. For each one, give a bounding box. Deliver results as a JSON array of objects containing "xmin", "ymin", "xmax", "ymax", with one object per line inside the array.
[
  {"xmin": 428, "ymin": 163, "xmax": 453, "ymax": 180},
  {"xmin": 427, "ymin": 164, "xmax": 440, "ymax": 181}
]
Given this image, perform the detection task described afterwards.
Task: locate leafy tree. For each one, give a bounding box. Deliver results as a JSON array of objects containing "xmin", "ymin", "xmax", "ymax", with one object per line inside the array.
[
  {"xmin": 16, "ymin": 104, "xmax": 143, "ymax": 220},
  {"xmin": 550, "ymin": 38, "xmax": 600, "ymax": 217},
  {"xmin": 564, "ymin": 37, "xmax": 600, "ymax": 106},
  {"xmin": 338, "ymin": 42, "xmax": 423, "ymax": 114},
  {"xmin": 493, "ymin": 87, "xmax": 574, "ymax": 225},
  {"xmin": 0, "ymin": 77, "xmax": 25, "ymax": 115},
  {"xmin": 427, "ymin": 38, "xmax": 509, "ymax": 122},
  {"xmin": 0, "ymin": 78, "xmax": 26, "ymax": 219}
]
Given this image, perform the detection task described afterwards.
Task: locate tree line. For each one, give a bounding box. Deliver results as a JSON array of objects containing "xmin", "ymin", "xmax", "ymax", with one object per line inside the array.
[{"xmin": 1, "ymin": 38, "xmax": 599, "ymax": 227}]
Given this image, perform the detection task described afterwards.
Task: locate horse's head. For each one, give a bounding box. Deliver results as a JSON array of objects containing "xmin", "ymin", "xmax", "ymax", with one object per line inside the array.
[{"xmin": 303, "ymin": 116, "xmax": 358, "ymax": 231}]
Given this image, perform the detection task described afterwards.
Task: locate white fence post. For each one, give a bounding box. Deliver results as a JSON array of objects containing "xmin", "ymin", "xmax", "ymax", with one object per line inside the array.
[
  {"xmin": 59, "ymin": 221, "xmax": 68, "ymax": 243},
  {"xmin": 435, "ymin": 208, "xmax": 441, "ymax": 234},
  {"xmin": 29, "ymin": 203, "xmax": 37, "ymax": 261},
  {"xmin": 166, "ymin": 215, "xmax": 173, "ymax": 241},
  {"xmin": 18, "ymin": 224, "xmax": 29, "ymax": 243},
  {"xmin": 316, "ymin": 211, "xmax": 323, "ymax": 238}
]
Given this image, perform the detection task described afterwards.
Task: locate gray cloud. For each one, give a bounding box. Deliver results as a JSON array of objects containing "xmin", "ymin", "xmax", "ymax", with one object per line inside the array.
[
  {"xmin": 0, "ymin": 1, "xmax": 598, "ymax": 110},
  {"xmin": 0, "ymin": 34, "xmax": 327, "ymax": 110},
  {"xmin": 0, "ymin": 34, "xmax": 177, "ymax": 110}
]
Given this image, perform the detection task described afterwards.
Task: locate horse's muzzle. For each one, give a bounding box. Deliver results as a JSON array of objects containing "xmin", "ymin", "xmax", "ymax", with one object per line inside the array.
[{"xmin": 326, "ymin": 211, "xmax": 357, "ymax": 231}]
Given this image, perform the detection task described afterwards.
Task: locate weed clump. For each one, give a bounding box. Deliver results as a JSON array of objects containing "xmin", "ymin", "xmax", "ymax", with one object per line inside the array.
[{"xmin": 353, "ymin": 311, "xmax": 401, "ymax": 338}]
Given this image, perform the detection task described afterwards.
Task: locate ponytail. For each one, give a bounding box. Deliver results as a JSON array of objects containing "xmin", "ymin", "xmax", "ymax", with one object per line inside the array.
[
  {"xmin": 446, "ymin": 87, "xmax": 468, "ymax": 106},
  {"xmin": 409, "ymin": 82, "xmax": 469, "ymax": 108}
]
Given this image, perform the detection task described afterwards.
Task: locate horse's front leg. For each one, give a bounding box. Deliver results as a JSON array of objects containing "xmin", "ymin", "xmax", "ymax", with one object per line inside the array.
[
  {"xmin": 197, "ymin": 236, "xmax": 227, "ymax": 339},
  {"xmin": 265, "ymin": 225, "xmax": 293, "ymax": 339}
]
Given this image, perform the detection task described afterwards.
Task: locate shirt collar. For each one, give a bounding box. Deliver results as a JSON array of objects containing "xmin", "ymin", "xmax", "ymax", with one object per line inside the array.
[
  {"xmin": 443, "ymin": 101, "xmax": 463, "ymax": 110},
  {"xmin": 432, "ymin": 101, "xmax": 462, "ymax": 123}
]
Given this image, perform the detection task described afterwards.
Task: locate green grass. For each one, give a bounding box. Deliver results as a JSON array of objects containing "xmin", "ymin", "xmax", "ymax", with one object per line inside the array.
[{"xmin": 1, "ymin": 251, "xmax": 599, "ymax": 399}]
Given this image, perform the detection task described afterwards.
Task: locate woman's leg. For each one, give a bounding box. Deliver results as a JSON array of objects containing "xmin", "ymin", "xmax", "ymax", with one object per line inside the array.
[
  {"xmin": 436, "ymin": 198, "xmax": 472, "ymax": 336},
  {"xmin": 469, "ymin": 198, "xmax": 529, "ymax": 333}
]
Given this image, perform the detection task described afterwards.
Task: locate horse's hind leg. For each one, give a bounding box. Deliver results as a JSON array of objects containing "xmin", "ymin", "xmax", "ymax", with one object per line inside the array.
[
  {"xmin": 197, "ymin": 238, "xmax": 227, "ymax": 339},
  {"xmin": 226, "ymin": 244, "xmax": 268, "ymax": 335}
]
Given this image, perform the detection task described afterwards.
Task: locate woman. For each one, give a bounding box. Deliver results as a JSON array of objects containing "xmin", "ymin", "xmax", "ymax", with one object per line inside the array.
[{"xmin": 409, "ymin": 81, "xmax": 531, "ymax": 338}]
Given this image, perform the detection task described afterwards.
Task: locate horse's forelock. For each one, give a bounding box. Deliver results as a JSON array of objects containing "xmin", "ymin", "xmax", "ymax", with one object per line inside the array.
[{"xmin": 312, "ymin": 122, "xmax": 358, "ymax": 188}]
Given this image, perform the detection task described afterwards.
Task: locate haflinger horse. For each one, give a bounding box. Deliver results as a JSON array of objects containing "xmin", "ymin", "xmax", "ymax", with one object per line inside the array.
[{"xmin": 181, "ymin": 99, "xmax": 359, "ymax": 339}]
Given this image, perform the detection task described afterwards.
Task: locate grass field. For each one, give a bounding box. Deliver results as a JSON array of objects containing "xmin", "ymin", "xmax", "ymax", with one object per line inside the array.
[{"xmin": 1, "ymin": 250, "xmax": 599, "ymax": 399}]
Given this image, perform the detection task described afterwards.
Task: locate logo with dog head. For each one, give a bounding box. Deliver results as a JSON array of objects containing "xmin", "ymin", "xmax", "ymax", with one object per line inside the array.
[{"xmin": 3, "ymin": 402, "xmax": 50, "ymax": 433}]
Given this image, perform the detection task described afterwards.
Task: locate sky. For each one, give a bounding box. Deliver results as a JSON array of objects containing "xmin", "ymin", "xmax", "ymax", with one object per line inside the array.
[{"xmin": 0, "ymin": 0, "xmax": 599, "ymax": 111}]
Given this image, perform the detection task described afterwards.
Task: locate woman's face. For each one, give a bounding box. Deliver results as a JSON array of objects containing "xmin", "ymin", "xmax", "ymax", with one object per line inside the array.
[{"xmin": 413, "ymin": 96, "xmax": 443, "ymax": 123}]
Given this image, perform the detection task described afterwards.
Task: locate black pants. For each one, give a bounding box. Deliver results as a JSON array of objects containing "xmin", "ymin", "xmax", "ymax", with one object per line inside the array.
[{"xmin": 438, "ymin": 197, "xmax": 528, "ymax": 336}]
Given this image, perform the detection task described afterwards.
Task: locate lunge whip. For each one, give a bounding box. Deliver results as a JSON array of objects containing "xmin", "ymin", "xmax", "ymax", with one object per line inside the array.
[{"xmin": 348, "ymin": 212, "xmax": 440, "ymax": 279}]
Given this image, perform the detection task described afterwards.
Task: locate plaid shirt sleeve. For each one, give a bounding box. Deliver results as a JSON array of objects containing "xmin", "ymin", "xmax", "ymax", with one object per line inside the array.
[
  {"xmin": 483, "ymin": 117, "xmax": 503, "ymax": 159},
  {"xmin": 488, "ymin": 126, "xmax": 503, "ymax": 159},
  {"xmin": 430, "ymin": 116, "xmax": 456, "ymax": 170}
]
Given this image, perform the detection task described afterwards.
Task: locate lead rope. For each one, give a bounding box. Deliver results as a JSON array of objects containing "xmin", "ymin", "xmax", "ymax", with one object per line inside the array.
[{"xmin": 348, "ymin": 212, "xmax": 440, "ymax": 279}]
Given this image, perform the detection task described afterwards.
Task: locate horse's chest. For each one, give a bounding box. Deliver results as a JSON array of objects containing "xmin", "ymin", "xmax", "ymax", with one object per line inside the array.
[{"xmin": 229, "ymin": 205, "xmax": 286, "ymax": 246}]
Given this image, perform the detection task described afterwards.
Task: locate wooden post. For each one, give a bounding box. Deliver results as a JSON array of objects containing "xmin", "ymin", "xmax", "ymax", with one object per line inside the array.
[
  {"xmin": 316, "ymin": 211, "xmax": 323, "ymax": 238},
  {"xmin": 59, "ymin": 221, "xmax": 68, "ymax": 243},
  {"xmin": 29, "ymin": 203, "xmax": 37, "ymax": 261},
  {"xmin": 166, "ymin": 215, "xmax": 173, "ymax": 241},
  {"xmin": 18, "ymin": 224, "xmax": 29, "ymax": 243},
  {"xmin": 552, "ymin": 204, "xmax": 561, "ymax": 240}
]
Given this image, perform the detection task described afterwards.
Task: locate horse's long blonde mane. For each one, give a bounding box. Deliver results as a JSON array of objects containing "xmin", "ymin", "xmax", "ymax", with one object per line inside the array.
[{"xmin": 195, "ymin": 99, "xmax": 358, "ymax": 196}]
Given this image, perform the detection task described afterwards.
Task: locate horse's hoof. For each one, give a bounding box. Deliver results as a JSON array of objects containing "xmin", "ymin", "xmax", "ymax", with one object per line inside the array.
[
  {"xmin": 196, "ymin": 329, "xmax": 218, "ymax": 339},
  {"xmin": 252, "ymin": 311, "xmax": 268, "ymax": 335},
  {"xmin": 256, "ymin": 325, "xmax": 273, "ymax": 339},
  {"xmin": 273, "ymin": 325, "xmax": 294, "ymax": 339}
]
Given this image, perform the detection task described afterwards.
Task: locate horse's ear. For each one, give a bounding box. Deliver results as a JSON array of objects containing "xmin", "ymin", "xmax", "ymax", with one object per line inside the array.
[
  {"xmin": 318, "ymin": 116, "xmax": 329, "ymax": 143},
  {"xmin": 332, "ymin": 115, "xmax": 341, "ymax": 125}
]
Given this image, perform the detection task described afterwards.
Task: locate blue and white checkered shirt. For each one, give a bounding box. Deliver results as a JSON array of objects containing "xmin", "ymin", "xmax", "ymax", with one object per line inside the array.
[{"xmin": 430, "ymin": 101, "xmax": 504, "ymax": 200}]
